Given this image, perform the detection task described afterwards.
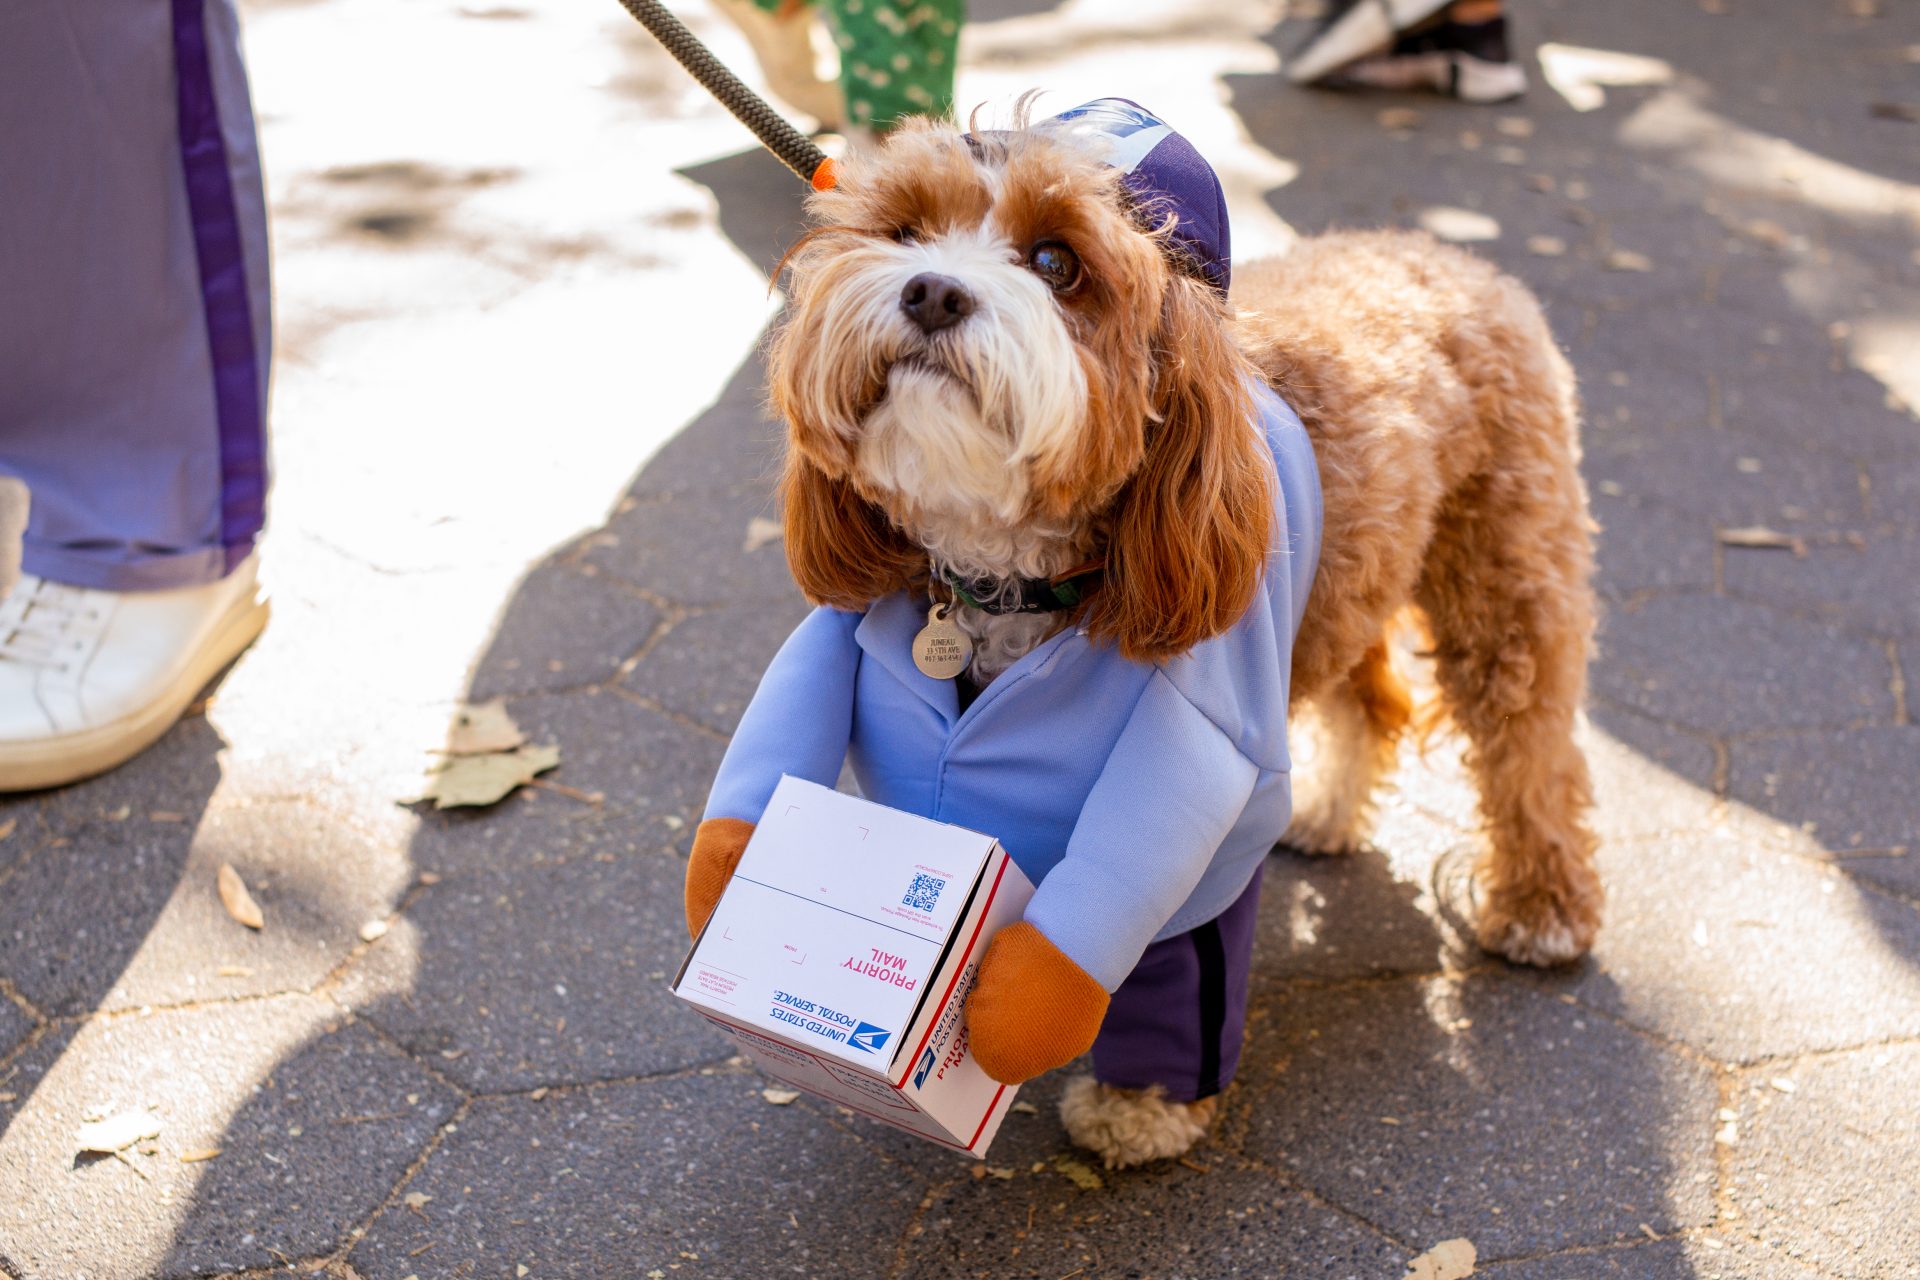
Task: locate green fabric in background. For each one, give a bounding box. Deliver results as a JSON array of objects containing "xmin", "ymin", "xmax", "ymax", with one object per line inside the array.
[{"xmin": 746, "ymin": 0, "xmax": 962, "ymax": 129}]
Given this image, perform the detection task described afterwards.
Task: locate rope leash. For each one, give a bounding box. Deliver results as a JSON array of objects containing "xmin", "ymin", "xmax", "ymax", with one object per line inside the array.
[{"xmin": 612, "ymin": 0, "xmax": 839, "ymax": 190}]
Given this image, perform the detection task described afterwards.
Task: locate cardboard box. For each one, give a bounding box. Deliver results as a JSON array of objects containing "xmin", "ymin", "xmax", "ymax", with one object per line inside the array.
[{"xmin": 672, "ymin": 776, "xmax": 1034, "ymax": 1157}]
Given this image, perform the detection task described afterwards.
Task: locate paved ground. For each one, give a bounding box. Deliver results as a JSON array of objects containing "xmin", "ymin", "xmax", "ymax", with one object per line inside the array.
[{"xmin": 3, "ymin": 0, "xmax": 1918, "ymax": 1276}]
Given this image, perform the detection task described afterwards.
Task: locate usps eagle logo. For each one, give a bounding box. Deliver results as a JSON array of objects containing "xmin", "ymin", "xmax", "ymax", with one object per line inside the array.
[{"xmin": 847, "ymin": 1021, "xmax": 892, "ymax": 1054}]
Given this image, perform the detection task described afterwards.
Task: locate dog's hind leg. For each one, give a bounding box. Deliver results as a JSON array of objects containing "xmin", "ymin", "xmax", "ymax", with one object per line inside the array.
[
  {"xmin": 1285, "ymin": 641, "xmax": 1412, "ymax": 855},
  {"xmin": 1417, "ymin": 467, "xmax": 1602, "ymax": 966}
]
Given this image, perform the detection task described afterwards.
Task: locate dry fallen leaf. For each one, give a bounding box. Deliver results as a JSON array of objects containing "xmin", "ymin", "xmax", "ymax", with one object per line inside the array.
[
  {"xmin": 404, "ymin": 1191, "xmax": 432, "ymax": 1216},
  {"xmin": 743, "ymin": 517, "xmax": 784, "ymax": 554},
  {"xmin": 77, "ymin": 1109, "xmax": 161, "ymax": 1154},
  {"xmin": 1052, "ymin": 1154, "xmax": 1104, "ymax": 1190},
  {"xmin": 761, "ymin": 1087, "xmax": 801, "ymax": 1106},
  {"xmin": 1605, "ymin": 249, "xmax": 1653, "ymax": 272},
  {"xmin": 445, "ymin": 701, "xmax": 526, "ymax": 756},
  {"xmin": 1526, "ymin": 236, "xmax": 1567, "ymax": 257},
  {"xmin": 179, "ymin": 1148, "xmax": 222, "ymax": 1164},
  {"xmin": 1718, "ymin": 526, "xmax": 1806, "ymax": 555},
  {"xmin": 1406, "ymin": 1237, "xmax": 1477, "ymax": 1279},
  {"xmin": 1418, "ymin": 207, "xmax": 1501, "ymax": 243},
  {"xmin": 217, "ymin": 864, "xmax": 264, "ymax": 930},
  {"xmin": 419, "ymin": 744, "xmax": 561, "ymax": 809}
]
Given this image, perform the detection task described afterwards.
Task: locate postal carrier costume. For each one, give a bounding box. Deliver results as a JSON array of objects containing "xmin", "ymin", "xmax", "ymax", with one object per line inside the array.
[{"xmin": 702, "ymin": 101, "xmax": 1325, "ymax": 1101}]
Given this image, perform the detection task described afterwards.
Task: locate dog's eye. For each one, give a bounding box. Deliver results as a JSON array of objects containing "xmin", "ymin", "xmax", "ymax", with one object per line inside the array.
[
  {"xmin": 892, "ymin": 226, "xmax": 920, "ymax": 244},
  {"xmin": 1028, "ymin": 242, "xmax": 1082, "ymax": 293}
]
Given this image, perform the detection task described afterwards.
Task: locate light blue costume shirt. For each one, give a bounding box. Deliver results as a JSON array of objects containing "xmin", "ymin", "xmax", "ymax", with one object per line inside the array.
[{"xmin": 704, "ymin": 384, "xmax": 1323, "ymax": 991}]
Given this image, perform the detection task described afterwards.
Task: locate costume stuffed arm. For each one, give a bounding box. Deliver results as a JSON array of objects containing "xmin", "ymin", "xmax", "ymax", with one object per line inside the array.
[
  {"xmin": 967, "ymin": 671, "xmax": 1259, "ymax": 1083},
  {"xmin": 685, "ymin": 606, "xmax": 863, "ymax": 936}
]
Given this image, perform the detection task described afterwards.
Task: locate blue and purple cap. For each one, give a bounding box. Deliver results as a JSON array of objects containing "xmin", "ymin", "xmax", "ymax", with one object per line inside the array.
[{"xmin": 1043, "ymin": 98, "xmax": 1232, "ymax": 293}]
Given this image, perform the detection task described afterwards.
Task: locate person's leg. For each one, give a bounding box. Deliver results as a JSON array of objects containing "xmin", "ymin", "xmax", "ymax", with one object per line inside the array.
[
  {"xmin": 0, "ymin": 0, "xmax": 272, "ymax": 791},
  {"xmin": 816, "ymin": 0, "xmax": 962, "ymax": 133},
  {"xmin": 709, "ymin": 0, "xmax": 849, "ymax": 129},
  {"xmin": 0, "ymin": 0, "xmax": 271, "ymax": 591},
  {"xmin": 1288, "ymin": 0, "xmax": 1526, "ymax": 104}
]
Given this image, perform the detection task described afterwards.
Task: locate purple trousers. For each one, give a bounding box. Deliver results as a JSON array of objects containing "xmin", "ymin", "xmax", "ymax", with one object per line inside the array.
[
  {"xmin": 0, "ymin": 0, "xmax": 271, "ymax": 591},
  {"xmin": 1092, "ymin": 869, "xmax": 1263, "ymax": 1103}
]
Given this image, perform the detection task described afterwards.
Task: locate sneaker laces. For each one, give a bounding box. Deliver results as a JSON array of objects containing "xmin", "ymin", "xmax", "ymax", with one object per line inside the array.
[{"xmin": 0, "ymin": 577, "xmax": 103, "ymax": 671}]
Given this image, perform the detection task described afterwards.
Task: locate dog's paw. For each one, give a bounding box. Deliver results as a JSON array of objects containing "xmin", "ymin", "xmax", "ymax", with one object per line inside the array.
[
  {"xmin": 1431, "ymin": 847, "xmax": 1600, "ymax": 968},
  {"xmin": 1474, "ymin": 892, "xmax": 1599, "ymax": 967},
  {"xmin": 1282, "ymin": 802, "xmax": 1366, "ymax": 857},
  {"xmin": 1059, "ymin": 1076, "xmax": 1216, "ymax": 1169}
]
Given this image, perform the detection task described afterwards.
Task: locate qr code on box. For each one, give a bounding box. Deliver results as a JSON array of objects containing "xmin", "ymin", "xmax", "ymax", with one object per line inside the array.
[{"xmin": 902, "ymin": 872, "xmax": 946, "ymax": 912}]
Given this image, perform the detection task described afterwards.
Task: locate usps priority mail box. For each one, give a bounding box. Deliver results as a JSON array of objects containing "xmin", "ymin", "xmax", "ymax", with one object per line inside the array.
[{"xmin": 672, "ymin": 776, "xmax": 1034, "ymax": 1157}]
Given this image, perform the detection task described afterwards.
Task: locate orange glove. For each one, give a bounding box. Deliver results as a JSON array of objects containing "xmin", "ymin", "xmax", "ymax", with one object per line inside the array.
[
  {"xmin": 684, "ymin": 817, "xmax": 756, "ymax": 938},
  {"xmin": 965, "ymin": 921, "xmax": 1110, "ymax": 1084}
]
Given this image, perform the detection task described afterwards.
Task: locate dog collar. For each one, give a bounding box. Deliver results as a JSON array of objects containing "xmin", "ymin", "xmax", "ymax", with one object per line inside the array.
[{"xmin": 941, "ymin": 562, "xmax": 1105, "ymax": 615}]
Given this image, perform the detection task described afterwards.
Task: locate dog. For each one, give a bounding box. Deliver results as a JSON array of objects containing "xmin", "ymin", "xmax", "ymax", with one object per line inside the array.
[{"xmin": 683, "ymin": 98, "xmax": 1601, "ymax": 1168}]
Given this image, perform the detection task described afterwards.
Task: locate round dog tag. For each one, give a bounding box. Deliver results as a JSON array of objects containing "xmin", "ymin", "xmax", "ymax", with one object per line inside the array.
[{"xmin": 912, "ymin": 604, "xmax": 973, "ymax": 680}]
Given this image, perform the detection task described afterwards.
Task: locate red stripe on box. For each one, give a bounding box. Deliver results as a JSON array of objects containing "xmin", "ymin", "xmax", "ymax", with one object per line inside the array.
[
  {"xmin": 967, "ymin": 1085, "xmax": 1008, "ymax": 1152},
  {"xmin": 698, "ymin": 1012, "xmax": 976, "ymax": 1150},
  {"xmin": 698, "ymin": 1015, "xmax": 1008, "ymax": 1155},
  {"xmin": 894, "ymin": 855, "xmax": 1013, "ymax": 1088},
  {"xmin": 831, "ymin": 1097, "xmax": 978, "ymax": 1151}
]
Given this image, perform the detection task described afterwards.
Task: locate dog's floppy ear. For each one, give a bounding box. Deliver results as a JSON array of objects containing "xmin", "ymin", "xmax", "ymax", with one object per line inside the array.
[
  {"xmin": 780, "ymin": 448, "xmax": 922, "ymax": 611},
  {"xmin": 1084, "ymin": 273, "xmax": 1274, "ymax": 662}
]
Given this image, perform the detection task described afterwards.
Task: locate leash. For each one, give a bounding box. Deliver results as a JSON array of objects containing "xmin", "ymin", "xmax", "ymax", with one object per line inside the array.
[{"xmin": 612, "ymin": 0, "xmax": 839, "ymax": 190}]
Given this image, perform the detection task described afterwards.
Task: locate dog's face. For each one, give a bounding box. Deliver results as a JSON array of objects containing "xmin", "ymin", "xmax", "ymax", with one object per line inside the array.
[{"xmin": 769, "ymin": 117, "xmax": 1274, "ymax": 661}]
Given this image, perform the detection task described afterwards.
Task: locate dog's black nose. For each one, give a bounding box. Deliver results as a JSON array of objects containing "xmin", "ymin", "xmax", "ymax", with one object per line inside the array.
[{"xmin": 900, "ymin": 272, "xmax": 975, "ymax": 334}]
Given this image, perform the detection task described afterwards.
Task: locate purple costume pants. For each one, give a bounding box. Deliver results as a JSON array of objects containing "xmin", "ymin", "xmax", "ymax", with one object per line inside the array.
[
  {"xmin": 0, "ymin": 0, "xmax": 271, "ymax": 591},
  {"xmin": 1091, "ymin": 869, "xmax": 1263, "ymax": 1103}
]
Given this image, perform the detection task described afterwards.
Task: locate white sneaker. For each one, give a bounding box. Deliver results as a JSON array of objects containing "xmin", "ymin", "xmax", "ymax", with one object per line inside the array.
[
  {"xmin": 0, "ymin": 554, "xmax": 269, "ymax": 791},
  {"xmin": 1287, "ymin": 0, "xmax": 1528, "ymax": 104},
  {"xmin": 1286, "ymin": 0, "xmax": 1455, "ymax": 85},
  {"xmin": 1338, "ymin": 47, "xmax": 1528, "ymax": 103}
]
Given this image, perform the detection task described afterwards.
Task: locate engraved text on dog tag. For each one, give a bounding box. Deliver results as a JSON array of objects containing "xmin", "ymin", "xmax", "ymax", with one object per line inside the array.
[{"xmin": 912, "ymin": 604, "xmax": 972, "ymax": 680}]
